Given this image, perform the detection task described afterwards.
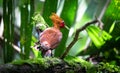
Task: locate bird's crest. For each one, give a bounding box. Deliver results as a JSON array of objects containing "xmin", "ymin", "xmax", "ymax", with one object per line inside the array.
[{"xmin": 50, "ymin": 13, "xmax": 65, "ymax": 28}]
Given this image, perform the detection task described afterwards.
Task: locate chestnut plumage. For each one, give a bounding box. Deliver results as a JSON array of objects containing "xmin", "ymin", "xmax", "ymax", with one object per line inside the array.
[{"xmin": 39, "ymin": 13, "xmax": 65, "ymax": 57}]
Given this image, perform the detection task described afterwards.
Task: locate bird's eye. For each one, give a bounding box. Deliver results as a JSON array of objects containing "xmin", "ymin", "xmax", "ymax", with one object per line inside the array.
[{"xmin": 60, "ymin": 21, "xmax": 65, "ymax": 28}]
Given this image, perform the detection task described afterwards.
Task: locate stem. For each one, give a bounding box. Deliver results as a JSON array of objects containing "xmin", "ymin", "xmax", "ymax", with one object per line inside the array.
[
  {"xmin": 0, "ymin": 36, "xmax": 21, "ymax": 53},
  {"xmin": 60, "ymin": 19, "xmax": 99, "ymax": 59}
]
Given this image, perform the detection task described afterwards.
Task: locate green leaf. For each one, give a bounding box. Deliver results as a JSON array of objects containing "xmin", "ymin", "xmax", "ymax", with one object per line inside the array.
[
  {"xmin": 86, "ymin": 26, "xmax": 112, "ymax": 48},
  {"xmin": 54, "ymin": 0, "xmax": 78, "ymax": 57},
  {"xmin": 109, "ymin": 21, "xmax": 120, "ymax": 38},
  {"xmin": 42, "ymin": 0, "xmax": 58, "ymax": 26},
  {"xmin": 31, "ymin": 36, "xmax": 42, "ymax": 58},
  {"xmin": 103, "ymin": 0, "xmax": 120, "ymax": 32},
  {"xmin": 61, "ymin": 0, "xmax": 78, "ymax": 28}
]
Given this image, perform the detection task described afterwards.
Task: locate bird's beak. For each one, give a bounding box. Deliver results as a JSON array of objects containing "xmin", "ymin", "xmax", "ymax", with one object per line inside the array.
[{"xmin": 65, "ymin": 25, "xmax": 69, "ymax": 30}]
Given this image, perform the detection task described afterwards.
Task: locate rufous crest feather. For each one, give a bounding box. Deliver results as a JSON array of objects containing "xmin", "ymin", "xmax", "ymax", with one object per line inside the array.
[{"xmin": 50, "ymin": 13, "xmax": 64, "ymax": 29}]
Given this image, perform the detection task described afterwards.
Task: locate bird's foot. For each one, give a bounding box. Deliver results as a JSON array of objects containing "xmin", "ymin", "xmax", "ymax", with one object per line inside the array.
[{"xmin": 43, "ymin": 50, "xmax": 52, "ymax": 57}]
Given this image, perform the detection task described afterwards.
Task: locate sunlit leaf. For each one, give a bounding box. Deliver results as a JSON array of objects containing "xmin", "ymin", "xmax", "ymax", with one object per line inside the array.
[
  {"xmin": 86, "ymin": 26, "xmax": 112, "ymax": 48},
  {"xmin": 109, "ymin": 21, "xmax": 116, "ymax": 33},
  {"xmin": 31, "ymin": 36, "xmax": 42, "ymax": 58}
]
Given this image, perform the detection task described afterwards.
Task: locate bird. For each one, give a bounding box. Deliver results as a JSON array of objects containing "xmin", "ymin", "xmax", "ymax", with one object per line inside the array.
[{"xmin": 38, "ymin": 13, "xmax": 65, "ymax": 57}]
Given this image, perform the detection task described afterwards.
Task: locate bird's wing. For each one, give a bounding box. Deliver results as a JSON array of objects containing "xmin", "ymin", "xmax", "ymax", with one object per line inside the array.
[{"xmin": 40, "ymin": 28, "xmax": 62, "ymax": 49}]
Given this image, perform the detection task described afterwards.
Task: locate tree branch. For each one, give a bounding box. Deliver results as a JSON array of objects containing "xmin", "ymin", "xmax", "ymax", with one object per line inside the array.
[
  {"xmin": 0, "ymin": 36, "xmax": 21, "ymax": 53},
  {"xmin": 60, "ymin": 19, "xmax": 99, "ymax": 59}
]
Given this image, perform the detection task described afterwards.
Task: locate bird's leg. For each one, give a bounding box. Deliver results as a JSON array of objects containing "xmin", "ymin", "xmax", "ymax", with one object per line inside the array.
[
  {"xmin": 45, "ymin": 50, "xmax": 52, "ymax": 57},
  {"xmin": 42, "ymin": 49, "xmax": 52, "ymax": 57}
]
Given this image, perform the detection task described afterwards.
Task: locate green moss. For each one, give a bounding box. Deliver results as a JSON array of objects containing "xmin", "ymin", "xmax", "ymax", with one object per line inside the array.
[
  {"xmin": 11, "ymin": 57, "xmax": 63, "ymax": 69},
  {"xmin": 45, "ymin": 57, "xmax": 62, "ymax": 65},
  {"xmin": 64, "ymin": 56, "xmax": 93, "ymax": 68},
  {"xmin": 96, "ymin": 62, "xmax": 120, "ymax": 73},
  {"xmin": 66, "ymin": 70, "xmax": 74, "ymax": 73},
  {"xmin": 32, "ymin": 12, "xmax": 49, "ymax": 31},
  {"xmin": 11, "ymin": 57, "xmax": 120, "ymax": 73},
  {"xmin": 11, "ymin": 58, "xmax": 46, "ymax": 68}
]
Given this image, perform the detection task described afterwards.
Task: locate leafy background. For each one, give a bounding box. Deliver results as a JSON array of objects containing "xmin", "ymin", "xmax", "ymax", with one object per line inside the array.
[{"xmin": 0, "ymin": 0, "xmax": 120, "ymax": 66}]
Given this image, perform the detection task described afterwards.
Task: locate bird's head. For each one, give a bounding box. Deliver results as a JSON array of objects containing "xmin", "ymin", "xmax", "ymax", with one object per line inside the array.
[{"xmin": 50, "ymin": 13, "xmax": 65, "ymax": 29}]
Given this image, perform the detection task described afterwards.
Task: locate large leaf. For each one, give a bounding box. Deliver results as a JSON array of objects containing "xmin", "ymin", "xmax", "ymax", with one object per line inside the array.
[
  {"xmin": 54, "ymin": 0, "xmax": 78, "ymax": 57},
  {"xmin": 86, "ymin": 26, "xmax": 112, "ymax": 48},
  {"xmin": 42, "ymin": 0, "xmax": 58, "ymax": 26}
]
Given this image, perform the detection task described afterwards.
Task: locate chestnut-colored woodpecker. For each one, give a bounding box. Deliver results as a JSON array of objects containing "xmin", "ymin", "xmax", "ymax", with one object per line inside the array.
[{"xmin": 39, "ymin": 13, "xmax": 65, "ymax": 57}]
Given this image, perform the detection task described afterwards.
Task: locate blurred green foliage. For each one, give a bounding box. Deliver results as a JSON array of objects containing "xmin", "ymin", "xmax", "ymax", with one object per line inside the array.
[
  {"xmin": 3, "ymin": 0, "xmax": 14, "ymax": 63},
  {"xmin": 20, "ymin": 0, "xmax": 34, "ymax": 59},
  {"xmin": 97, "ymin": 62, "xmax": 120, "ymax": 72},
  {"xmin": 80, "ymin": 0, "xmax": 120, "ymax": 66}
]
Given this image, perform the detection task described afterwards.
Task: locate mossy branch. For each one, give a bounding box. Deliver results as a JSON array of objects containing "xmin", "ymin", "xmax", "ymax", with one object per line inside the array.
[
  {"xmin": 0, "ymin": 58, "xmax": 119, "ymax": 73},
  {"xmin": 0, "ymin": 58, "xmax": 87, "ymax": 73}
]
